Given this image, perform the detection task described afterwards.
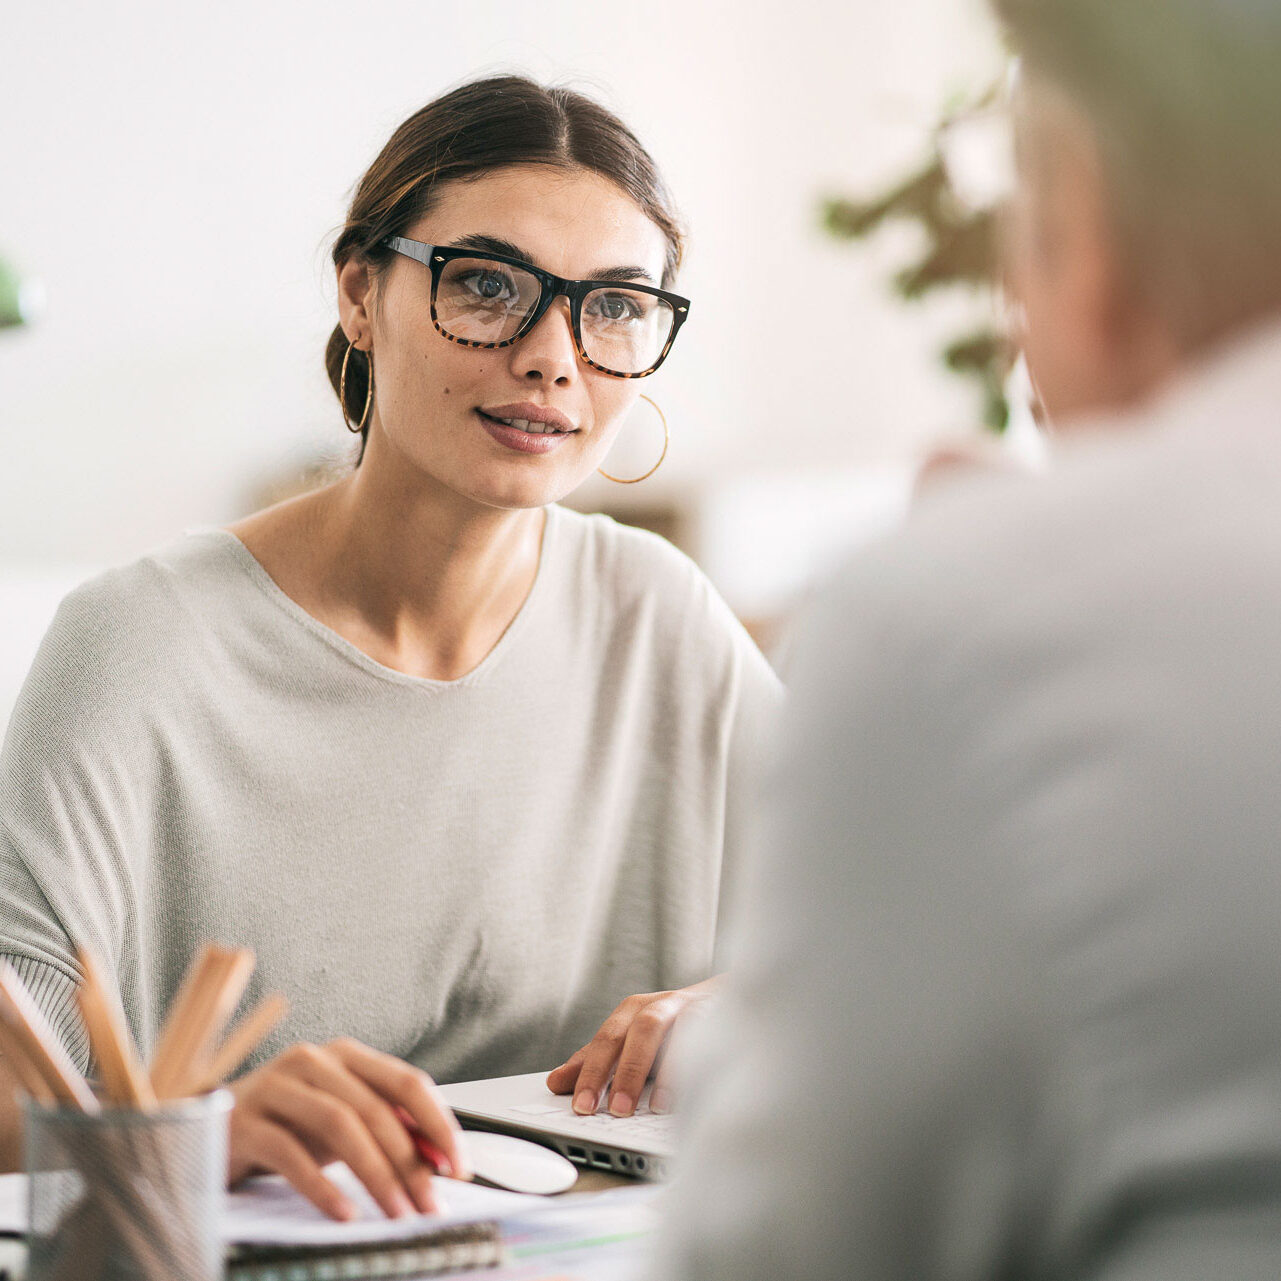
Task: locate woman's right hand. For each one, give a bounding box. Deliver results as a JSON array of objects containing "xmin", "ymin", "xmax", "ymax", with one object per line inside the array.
[{"xmin": 227, "ymin": 1037, "xmax": 470, "ymax": 1221}]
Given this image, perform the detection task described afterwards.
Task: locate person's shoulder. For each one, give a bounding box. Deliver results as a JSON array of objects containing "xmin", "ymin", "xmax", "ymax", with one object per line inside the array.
[
  {"xmin": 550, "ymin": 504, "xmax": 731, "ymax": 624},
  {"xmin": 51, "ymin": 530, "xmax": 245, "ymax": 652},
  {"xmin": 21, "ymin": 531, "xmax": 248, "ymax": 722},
  {"xmin": 829, "ymin": 430, "xmax": 1161, "ymax": 614},
  {"xmin": 548, "ymin": 505, "xmax": 775, "ymax": 684},
  {"xmin": 799, "ymin": 421, "xmax": 1238, "ymax": 701},
  {"xmin": 551, "ymin": 504, "xmax": 706, "ymax": 589}
]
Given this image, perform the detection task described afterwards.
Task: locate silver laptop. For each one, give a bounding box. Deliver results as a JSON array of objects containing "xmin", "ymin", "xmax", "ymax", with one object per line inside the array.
[{"xmin": 439, "ymin": 1071, "xmax": 675, "ymax": 1181}]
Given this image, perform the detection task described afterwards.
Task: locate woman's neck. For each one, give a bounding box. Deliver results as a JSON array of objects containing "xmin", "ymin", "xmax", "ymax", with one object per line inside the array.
[{"xmin": 229, "ymin": 460, "xmax": 547, "ymax": 682}]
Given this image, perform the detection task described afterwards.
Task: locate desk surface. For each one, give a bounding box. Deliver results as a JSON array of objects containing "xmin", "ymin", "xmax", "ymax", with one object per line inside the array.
[{"xmin": 569, "ymin": 1168, "xmax": 633, "ymax": 1194}]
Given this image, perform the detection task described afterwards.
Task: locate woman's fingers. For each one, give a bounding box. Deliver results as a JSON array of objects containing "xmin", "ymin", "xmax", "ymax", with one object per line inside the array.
[
  {"xmin": 232, "ymin": 1113, "xmax": 357, "ymax": 1221},
  {"xmin": 554, "ymin": 979, "xmax": 722, "ymax": 1116},
  {"xmin": 282, "ymin": 1041, "xmax": 439, "ymax": 1213},
  {"xmin": 261, "ymin": 1072, "xmax": 419, "ymax": 1220},
  {"xmin": 544, "ymin": 1048, "xmax": 585, "ymax": 1095},
  {"xmin": 228, "ymin": 1038, "xmax": 460, "ymax": 1221},
  {"xmin": 330, "ymin": 1038, "xmax": 471, "ymax": 1181},
  {"xmin": 649, "ymin": 1038, "xmax": 678, "ymax": 1114},
  {"xmin": 566, "ymin": 995, "xmax": 651, "ymax": 1116},
  {"xmin": 606, "ymin": 994, "xmax": 684, "ymax": 1116},
  {"xmin": 650, "ymin": 986, "xmax": 715, "ymax": 1114}
]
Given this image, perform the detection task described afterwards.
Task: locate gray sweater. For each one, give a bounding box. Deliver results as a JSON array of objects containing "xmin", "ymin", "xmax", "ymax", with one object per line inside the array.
[
  {"xmin": 0, "ymin": 505, "xmax": 780, "ymax": 1084},
  {"xmin": 657, "ymin": 322, "xmax": 1281, "ymax": 1281}
]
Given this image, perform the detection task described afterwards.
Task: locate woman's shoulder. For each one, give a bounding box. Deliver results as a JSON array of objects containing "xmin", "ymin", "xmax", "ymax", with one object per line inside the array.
[
  {"xmin": 550, "ymin": 505, "xmax": 708, "ymax": 597},
  {"xmin": 547, "ymin": 506, "xmax": 775, "ymax": 679},
  {"xmin": 53, "ymin": 530, "xmax": 252, "ymax": 642},
  {"xmin": 25, "ymin": 531, "xmax": 254, "ymax": 710}
]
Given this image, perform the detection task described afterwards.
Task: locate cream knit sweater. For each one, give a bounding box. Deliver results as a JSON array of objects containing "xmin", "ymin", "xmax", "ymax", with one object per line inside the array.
[{"xmin": 0, "ymin": 505, "xmax": 780, "ymax": 1084}]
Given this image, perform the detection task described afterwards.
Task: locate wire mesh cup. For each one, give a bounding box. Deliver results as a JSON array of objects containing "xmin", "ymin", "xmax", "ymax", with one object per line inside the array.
[{"xmin": 24, "ymin": 1090, "xmax": 231, "ymax": 1281}]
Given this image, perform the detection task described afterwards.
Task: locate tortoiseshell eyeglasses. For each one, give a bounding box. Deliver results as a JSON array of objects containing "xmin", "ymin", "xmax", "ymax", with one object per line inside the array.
[{"xmin": 383, "ymin": 236, "xmax": 690, "ymax": 378}]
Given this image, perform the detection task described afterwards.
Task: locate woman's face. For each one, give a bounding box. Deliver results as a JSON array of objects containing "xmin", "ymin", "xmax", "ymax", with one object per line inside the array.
[{"xmin": 343, "ymin": 164, "xmax": 671, "ymax": 511}]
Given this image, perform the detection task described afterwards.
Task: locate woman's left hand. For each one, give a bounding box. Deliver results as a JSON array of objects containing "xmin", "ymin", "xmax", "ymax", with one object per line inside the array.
[{"xmin": 545, "ymin": 977, "xmax": 720, "ymax": 1118}]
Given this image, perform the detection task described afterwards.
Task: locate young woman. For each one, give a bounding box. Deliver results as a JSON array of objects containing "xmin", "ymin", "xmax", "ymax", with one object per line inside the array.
[{"xmin": 0, "ymin": 76, "xmax": 780, "ymax": 1218}]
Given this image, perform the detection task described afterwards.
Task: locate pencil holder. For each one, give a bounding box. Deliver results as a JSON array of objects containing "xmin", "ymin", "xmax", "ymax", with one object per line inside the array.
[{"xmin": 24, "ymin": 1090, "xmax": 231, "ymax": 1281}]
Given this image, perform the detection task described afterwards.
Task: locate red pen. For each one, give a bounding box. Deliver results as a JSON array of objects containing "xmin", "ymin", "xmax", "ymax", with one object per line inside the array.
[{"xmin": 395, "ymin": 1106, "xmax": 454, "ymax": 1177}]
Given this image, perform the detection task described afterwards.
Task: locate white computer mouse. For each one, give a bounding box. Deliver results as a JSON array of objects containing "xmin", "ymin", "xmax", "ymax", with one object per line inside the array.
[{"xmin": 460, "ymin": 1130, "xmax": 579, "ymax": 1195}]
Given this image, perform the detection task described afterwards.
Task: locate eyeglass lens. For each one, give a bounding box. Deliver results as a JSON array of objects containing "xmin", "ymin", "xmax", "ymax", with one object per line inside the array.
[{"xmin": 435, "ymin": 257, "xmax": 675, "ymax": 375}]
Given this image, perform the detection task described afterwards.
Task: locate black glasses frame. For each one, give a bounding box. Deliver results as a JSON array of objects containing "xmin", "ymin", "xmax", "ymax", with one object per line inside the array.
[{"xmin": 383, "ymin": 236, "xmax": 690, "ymax": 379}]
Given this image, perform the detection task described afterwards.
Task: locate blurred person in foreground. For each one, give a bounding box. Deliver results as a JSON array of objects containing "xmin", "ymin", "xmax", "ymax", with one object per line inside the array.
[{"xmin": 655, "ymin": 0, "xmax": 1281, "ymax": 1278}]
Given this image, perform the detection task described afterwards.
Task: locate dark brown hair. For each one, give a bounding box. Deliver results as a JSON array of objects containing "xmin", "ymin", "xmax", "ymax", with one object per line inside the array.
[
  {"xmin": 325, "ymin": 75, "xmax": 685, "ymax": 455},
  {"xmin": 994, "ymin": 0, "xmax": 1281, "ymax": 349}
]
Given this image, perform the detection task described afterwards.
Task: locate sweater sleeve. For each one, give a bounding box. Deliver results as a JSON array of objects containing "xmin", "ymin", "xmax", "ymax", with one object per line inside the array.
[
  {"xmin": 713, "ymin": 616, "xmax": 783, "ymax": 972},
  {"xmin": 0, "ymin": 574, "xmax": 154, "ymax": 1068},
  {"xmin": 0, "ymin": 947, "xmax": 89, "ymax": 1076}
]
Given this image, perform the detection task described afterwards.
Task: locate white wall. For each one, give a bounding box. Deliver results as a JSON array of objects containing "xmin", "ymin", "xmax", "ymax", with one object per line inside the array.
[{"xmin": 0, "ymin": 0, "xmax": 999, "ymax": 580}]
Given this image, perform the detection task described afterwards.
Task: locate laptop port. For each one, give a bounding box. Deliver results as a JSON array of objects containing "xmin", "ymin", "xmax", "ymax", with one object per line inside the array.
[
  {"xmin": 567, "ymin": 1145, "xmax": 587, "ymax": 1162},
  {"xmin": 634, "ymin": 1156, "xmax": 647, "ymax": 1173},
  {"xmin": 591, "ymin": 1151, "xmax": 613, "ymax": 1169},
  {"xmin": 618, "ymin": 1152, "xmax": 631, "ymax": 1168}
]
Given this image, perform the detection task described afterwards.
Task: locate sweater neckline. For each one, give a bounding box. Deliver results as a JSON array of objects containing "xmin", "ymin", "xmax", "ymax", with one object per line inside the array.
[{"xmin": 197, "ymin": 505, "xmax": 560, "ymax": 690}]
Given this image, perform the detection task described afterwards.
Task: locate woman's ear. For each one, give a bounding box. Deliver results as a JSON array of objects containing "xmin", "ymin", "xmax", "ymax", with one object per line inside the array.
[{"xmin": 337, "ymin": 257, "xmax": 375, "ymax": 346}]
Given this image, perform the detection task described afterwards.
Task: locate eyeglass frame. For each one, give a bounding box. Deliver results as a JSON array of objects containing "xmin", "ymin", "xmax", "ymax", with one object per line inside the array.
[{"xmin": 382, "ymin": 236, "xmax": 691, "ymax": 379}]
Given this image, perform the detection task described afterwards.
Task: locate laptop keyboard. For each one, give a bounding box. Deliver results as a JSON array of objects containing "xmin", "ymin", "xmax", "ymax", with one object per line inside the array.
[{"xmin": 507, "ymin": 1101, "xmax": 675, "ymax": 1150}]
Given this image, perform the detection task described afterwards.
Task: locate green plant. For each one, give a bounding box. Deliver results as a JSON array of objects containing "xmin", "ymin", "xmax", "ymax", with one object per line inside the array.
[
  {"xmin": 0, "ymin": 251, "xmax": 38, "ymax": 331},
  {"xmin": 823, "ymin": 95, "xmax": 1015, "ymax": 431}
]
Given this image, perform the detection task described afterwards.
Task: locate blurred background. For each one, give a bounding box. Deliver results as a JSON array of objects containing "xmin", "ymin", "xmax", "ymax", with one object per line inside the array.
[{"xmin": 1, "ymin": 0, "xmax": 1011, "ymax": 719}]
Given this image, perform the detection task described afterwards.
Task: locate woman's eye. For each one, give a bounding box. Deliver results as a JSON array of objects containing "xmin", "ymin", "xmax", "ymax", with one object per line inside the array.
[
  {"xmin": 590, "ymin": 292, "xmax": 644, "ymax": 323},
  {"xmin": 460, "ymin": 270, "xmax": 516, "ymax": 303}
]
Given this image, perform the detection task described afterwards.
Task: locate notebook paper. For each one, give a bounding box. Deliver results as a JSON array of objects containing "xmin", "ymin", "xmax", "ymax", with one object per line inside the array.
[{"xmin": 0, "ymin": 1164, "xmax": 539, "ymax": 1245}]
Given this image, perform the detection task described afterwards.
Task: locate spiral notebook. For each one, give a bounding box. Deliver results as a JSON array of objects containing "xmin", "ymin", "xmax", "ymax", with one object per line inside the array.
[
  {"xmin": 225, "ymin": 1221, "xmax": 504, "ymax": 1280},
  {"xmin": 222, "ymin": 1162, "xmax": 537, "ymax": 1277},
  {"xmin": 0, "ymin": 1163, "xmax": 540, "ymax": 1279}
]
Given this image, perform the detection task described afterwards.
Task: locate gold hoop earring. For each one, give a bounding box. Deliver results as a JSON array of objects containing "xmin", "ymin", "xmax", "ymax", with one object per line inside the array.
[
  {"xmin": 598, "ymin": 394, "xmax": 669, "ymax": 484},
  {"xmin": 339, "ymin": 340, "xmax": 374, "ymax": 434}
]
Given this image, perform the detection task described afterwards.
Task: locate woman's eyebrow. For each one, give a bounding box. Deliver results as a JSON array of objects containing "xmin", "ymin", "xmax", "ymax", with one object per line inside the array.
[
  {"xmin": 585, "ymin": 264, "xmax": 656, "ymax": 284},
  {"xmin": 445, "ymin": 234, "xmax": 657, "ymax": 285},
  {"xmin": 446, "ymin": 233, "xmax": 530, "ymax": 261}
]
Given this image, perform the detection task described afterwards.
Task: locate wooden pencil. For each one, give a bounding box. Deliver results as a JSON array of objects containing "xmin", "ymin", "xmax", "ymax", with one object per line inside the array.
[
  {"xmin": 153, "ymin": 946, "xmax": 254, "ymax": 1099},
  {"xmin": 0, "ymin": 963, "xmax": 97, "ymax": 1112},
  {"xmin": 150, "ymin": 943, "xmax": 241, "ymax": 1097},
  {"xmin": 179, "ymin": 946, "xmax": 256, "ymax": 1093},
  {"xmin": 75, "ymin": 947, "xmax": 157, "ymax": 1109},
  {"xmin": 148, "ymin": 942, "xmax": 223, "ymax": 1097},
  {"xmin": 192, "ymin": 992, "xmax": 288, "ymax": 1094},
  {"xmin": 0, "ymin": 1019, "xmax": 56, "ymax": 1106},
  {"xmin": 0, "ymin": 954, "xmax": 232, "ymax": 1281}
]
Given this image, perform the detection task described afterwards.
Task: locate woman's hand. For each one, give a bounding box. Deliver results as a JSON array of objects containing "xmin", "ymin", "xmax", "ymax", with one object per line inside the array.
[
  {"xmin": 545, "ymin": 977, "xmax": 720, "ymax": 1118},
  {"xmin": 228, "ymin": 1037, "xmax": 470, "ymax": 1221}
]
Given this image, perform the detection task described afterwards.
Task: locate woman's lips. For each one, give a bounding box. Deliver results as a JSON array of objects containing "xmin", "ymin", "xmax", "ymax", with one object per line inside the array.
[{"xmin": 475, "ymin": 409, "xmax": 576, "ymax": 455}]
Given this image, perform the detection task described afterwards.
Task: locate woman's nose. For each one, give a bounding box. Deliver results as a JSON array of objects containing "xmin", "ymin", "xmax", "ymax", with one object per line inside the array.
[{"xmin": 511, "ymin": 299, "xmax": 579, "ymax": 385}]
